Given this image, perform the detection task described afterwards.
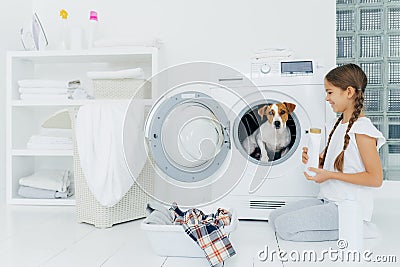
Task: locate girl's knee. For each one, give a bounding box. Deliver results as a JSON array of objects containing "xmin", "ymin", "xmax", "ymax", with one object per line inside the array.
[{"xmin": 274, "ymin": 214, "xmax": 295, "ymax": 240}]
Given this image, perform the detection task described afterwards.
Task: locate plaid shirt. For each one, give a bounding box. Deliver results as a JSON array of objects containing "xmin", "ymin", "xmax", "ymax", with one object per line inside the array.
[{"xmin": 171, "ymin": 204, "xmax": 236, "ymax": 266}]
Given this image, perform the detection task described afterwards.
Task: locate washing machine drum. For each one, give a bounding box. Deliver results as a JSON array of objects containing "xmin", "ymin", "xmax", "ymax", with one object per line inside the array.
[{"xmin": 146, "ymin": 92, "xmax": 230, "ymax": 183}]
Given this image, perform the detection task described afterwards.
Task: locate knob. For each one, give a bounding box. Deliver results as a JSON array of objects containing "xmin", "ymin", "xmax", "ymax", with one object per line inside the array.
[{"xmin": 260, "ymin": 64, "xmax": 271, "ymax": 74}]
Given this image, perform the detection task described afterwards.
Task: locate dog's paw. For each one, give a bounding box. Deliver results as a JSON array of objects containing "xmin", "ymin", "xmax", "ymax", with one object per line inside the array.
[{"xmin": 260, "ymin": 155, "xmax": 269, "ymax": 162}]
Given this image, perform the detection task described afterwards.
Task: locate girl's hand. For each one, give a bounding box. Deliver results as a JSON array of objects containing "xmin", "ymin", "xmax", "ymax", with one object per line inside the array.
[
  {"xmin": 304, "ymin": 167, "xmax": 331, "ymax": 183},
  {"xmin": 302, "ymin": 147, "xmax": 308, "ymax": 164}
]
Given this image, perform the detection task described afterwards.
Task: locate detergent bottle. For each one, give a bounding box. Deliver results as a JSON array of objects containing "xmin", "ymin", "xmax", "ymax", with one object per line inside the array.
[
  {"xmin": 59, "ymin": 9, "xmax": 69, "ymax": 49},
  {"xmin": 87, "ymin": 10, "xmax": 98, "ymax": 49},
  {"xmin": 305, "ymin": 128, "xmax": 321, "ymax": 176}
]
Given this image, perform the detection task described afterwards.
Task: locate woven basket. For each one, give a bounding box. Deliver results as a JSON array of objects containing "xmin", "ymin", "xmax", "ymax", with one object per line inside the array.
[
  {"xmin": 70, "ymin": 81, "xmax": 153, "ymax": 228},
  {"xmin": 92, "ymin": 79, "xmax": 151, "ymax": 99}
]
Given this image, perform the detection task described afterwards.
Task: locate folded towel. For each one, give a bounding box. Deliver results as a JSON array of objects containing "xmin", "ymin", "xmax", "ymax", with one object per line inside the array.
[
  {"xmin": 143, "ymin": 201, "xmax": 174, "ymax": 225},
  {"xmin": 28, "ymin": 135, "xmax": 72, "ymax": 144},
  {"xmin": 75, "ymin": 100, "xmax": 146, "ymax": 207},
  {"xmin": 26, "ymin": 143, "xmax": 73, "ymax": 150},
  {"xmin": 19, "ymin": 170, "xmax": 71, "ymax": 192},
  {"xmin": 17, "ymin": 79, "xmax": 81, "ymax": 88},
  {"xmin": 20, "ymin": 94, "xmax": 70, "ymax": 101},
  {"xmin": 87, "ymin": 68, "xmax": 144, "ymax": 80},
  {"xmin": 19, "ymin": 87, "xmax": 69, "ymax": 94},
  {"xmin": 18, "ymin": 185, "xmax": 73, "ymax": 199}
]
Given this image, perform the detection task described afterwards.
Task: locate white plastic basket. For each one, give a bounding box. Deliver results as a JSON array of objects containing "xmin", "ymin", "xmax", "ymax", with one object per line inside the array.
[{"xmin": 141, "ymin": 209, "xmax": 238, "ymax": 258}]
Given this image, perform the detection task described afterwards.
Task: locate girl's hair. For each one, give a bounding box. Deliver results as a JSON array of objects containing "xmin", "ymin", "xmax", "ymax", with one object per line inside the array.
[{"xmin": 319, "ymin": 63, "xmax": 367, "ymax": 172}]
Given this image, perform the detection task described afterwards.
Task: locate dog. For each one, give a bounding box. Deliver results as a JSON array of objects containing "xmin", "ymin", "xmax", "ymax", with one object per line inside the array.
[{"xmin": 242, "ymin": 102, "xmax": 296, "ymax": 162}]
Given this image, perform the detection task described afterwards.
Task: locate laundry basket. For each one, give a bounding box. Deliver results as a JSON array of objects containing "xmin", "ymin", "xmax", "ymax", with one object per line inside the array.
[
  {"xmin": 70, "ymin": 81, "xmax": 153, "ymax": 228},
  {"xmin": 92, "ymin": 79, "xmax": 151, "ymax": 99}
]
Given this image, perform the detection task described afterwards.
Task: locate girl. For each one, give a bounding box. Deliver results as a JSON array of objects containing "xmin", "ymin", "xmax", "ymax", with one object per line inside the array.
[{"xmin": 268, "ymin": 63, "xmax": 386, "ymax": 241}]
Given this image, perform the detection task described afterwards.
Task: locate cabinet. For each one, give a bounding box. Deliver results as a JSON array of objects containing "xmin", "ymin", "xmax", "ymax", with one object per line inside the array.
[{"xmin": 6, "ymin": 48, "xmax": 158, "ymax": 205}]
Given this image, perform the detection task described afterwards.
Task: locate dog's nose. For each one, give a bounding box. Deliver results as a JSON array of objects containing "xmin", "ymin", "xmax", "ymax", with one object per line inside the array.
[{"xmin": 274, "ymin": 121, "xmax": 281, "ymax": 128}]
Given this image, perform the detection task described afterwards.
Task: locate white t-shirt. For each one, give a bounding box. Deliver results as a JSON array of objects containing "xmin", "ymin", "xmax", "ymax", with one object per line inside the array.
[{"xmin": 318, "ymin": 117, "xmax": 386, "ymax": 221}]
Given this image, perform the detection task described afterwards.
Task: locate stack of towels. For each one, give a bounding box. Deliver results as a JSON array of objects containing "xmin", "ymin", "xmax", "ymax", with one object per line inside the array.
[
  {"xmin": 18, "ymin": 170, "xmax": 73, "ymax": 199},
  {"xmin": 27, "ymin": 128, "xmax": 73, "ymax": 150},
  {"xmin": 18, "ymin": 79, "xmax": 81, "ymax": 101}
]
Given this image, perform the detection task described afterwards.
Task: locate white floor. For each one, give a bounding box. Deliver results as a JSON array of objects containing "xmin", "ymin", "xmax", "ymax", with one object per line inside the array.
[{"xmin": 0, "ymin": 193, "xmax": 399, "ymax": 267}]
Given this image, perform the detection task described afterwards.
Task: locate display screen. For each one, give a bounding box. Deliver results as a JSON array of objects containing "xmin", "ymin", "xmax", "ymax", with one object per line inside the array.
[{"xmin": 281, "ymin": 61, "xmax": 313, "ymax": 74}]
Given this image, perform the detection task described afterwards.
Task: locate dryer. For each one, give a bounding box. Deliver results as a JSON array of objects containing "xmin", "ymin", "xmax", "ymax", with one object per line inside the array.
[{"xmin": 125, "ymin": 61, "xmax": 335, "ymax": 220}]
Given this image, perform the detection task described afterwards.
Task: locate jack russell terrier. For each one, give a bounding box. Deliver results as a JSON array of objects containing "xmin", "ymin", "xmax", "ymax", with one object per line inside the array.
[{"xmin": 242, "ymin": 102, "xmax": 296, "ymax": 162}]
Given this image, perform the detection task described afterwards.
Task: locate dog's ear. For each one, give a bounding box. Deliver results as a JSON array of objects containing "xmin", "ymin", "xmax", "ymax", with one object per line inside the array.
[
  {"xmin": 284, "ymin": 102, "xmax": 296, "ymax": 114},
  {"xmin": 258, "ymin": 105, "xmax": 268, "ymax": 119}
]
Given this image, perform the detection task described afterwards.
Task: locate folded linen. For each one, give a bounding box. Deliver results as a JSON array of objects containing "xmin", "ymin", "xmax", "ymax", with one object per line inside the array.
[
  {"xmin": 26, "ymin": 143, "xmax": 73, "ymax": 150},
  {"xmin": 19, "ymin": 87, "xmax": 69, "ymax": 94},
  {"xmin": 17, "ymin": 79, "xmax": 81, "ymax": 88},
  {"xmin": 87, "ymin": 68, "xmax": 144, "ymax": 80},
  {"xmin": 28, "ymin": 135, "xmax": 72, "ymax": 144},
  {"xmin": 19, "ymin": 170, "xmax": 71, "ymax": 192},
  {"xmin": 20, "ymin": 94, "xmax": 70, "ymax": 101},
  {"xmin": 18, "ymin": 185, "xmax": 73, "ymax": 199}
]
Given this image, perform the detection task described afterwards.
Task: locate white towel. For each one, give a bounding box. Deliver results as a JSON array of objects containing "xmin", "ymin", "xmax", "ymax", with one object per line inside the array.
[
  {"xmin": 75, "ymin": 100, "xmax": 146, "ymax": 207},
  {"xmin": 17, "ymin": 79, "xmax": 80, "ymax": 88},
  {"xmin": 19, "ymin": 170, "xmax": 71, "ymax": 192},
  {"xmin": 87, "ymin": 68, "xmax": 144, "ymax": 80},
  {"xmin": 20, "ymin": 94, "xmax": 69, "ymax": 101},
  {"xmin": 19, "ymin": 87, "xmax": 69, "ymax": 94}
]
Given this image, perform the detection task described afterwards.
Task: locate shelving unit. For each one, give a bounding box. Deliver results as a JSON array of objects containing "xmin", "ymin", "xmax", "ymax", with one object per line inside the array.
[{"xmin": 6, "ymin": 48, "xmax": 158, "ymax": 205}]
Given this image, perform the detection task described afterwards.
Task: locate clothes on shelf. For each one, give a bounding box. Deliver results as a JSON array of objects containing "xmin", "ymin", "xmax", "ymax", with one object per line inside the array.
[
  {"xmin": 26, "ymin": 128, "xmax": 73, "ymax": 150},
  {"xmin": 17, "ymin": 79, "xmax": 83, "ymax": 100},
  {"xmin": 18, "ymin": 169, "xmax": 73, "ymax": 199}
]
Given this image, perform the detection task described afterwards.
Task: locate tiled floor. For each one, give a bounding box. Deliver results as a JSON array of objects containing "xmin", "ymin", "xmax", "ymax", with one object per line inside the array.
[{"xmin": 0, "ymin": 194, "xmax": 399, "ymax": 267}]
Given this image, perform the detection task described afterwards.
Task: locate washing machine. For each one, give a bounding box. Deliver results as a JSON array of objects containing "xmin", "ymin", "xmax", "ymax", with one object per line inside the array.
[{"xmin": 130, "ymin": 61, "xmax": 335, "ymax": 220}]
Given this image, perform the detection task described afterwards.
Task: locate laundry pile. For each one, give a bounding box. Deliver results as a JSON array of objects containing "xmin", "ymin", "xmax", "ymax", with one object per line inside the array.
[
  {"xmin": 144, "ymin": 202, "xmax": 236, "ymax": 267},
  {"xmin": 18, "ymin": 170, "xmax": 73, "ymax": 199},
  {"xmin": 17, "ymin": 79, "xmax": 81, "ymax": 101}
]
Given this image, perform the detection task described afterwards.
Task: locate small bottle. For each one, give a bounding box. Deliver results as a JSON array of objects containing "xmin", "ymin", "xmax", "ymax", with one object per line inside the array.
[
  {"xmin": 59, "ymin": 9, "xmax": 69, "ymax": 50},
  {"xmin": 338, "ymin": 193, "xmax": 363, "ymax": 252},
  {"xmin": 305, "ymin": 128, "xmax": 321, "ymax": 176},
  {"xmin": 87, "ymin": 10, "xmax": 98, "ymax": 49}
]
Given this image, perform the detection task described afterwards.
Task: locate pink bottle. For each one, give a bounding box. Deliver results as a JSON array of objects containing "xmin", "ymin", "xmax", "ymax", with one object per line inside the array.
[{"xmin": 87, "ymin": 10, "xmax": 98, "ymax": 49}]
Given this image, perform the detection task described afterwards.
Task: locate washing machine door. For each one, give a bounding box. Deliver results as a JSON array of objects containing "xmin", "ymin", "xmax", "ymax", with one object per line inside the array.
[{"xmin": 145, "ymin": 91, "xmax": 230, "ymax": 183}]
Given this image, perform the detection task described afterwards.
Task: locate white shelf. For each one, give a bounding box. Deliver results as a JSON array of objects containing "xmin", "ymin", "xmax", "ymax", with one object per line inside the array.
[
  {"xmin": 12, "ymin": 149, "xmax": 73, "ymax": 156},
  {"xmin": 6, "ymin": 48, "xmax": 158, "ymax": 206},
  {"xmin": 12, "ymin": 99, "xmax": 95, "ymax": 106},
  {"xmin": 8, "ymin": 197, "xmax": 75, "ymax": 206}
]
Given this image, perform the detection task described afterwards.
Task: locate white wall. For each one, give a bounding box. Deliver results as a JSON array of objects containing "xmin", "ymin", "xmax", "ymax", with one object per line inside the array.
[
  {"xmin": 32, "ymin": 0, "xmax": 336, "ymax": 71},
  {"xmin": 0, "ymin": 0, "xmax": 32, "ymax": 192},
  {"xmin": 0, "ymin": 0, "xmax": 336, "ymax": 192}
]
